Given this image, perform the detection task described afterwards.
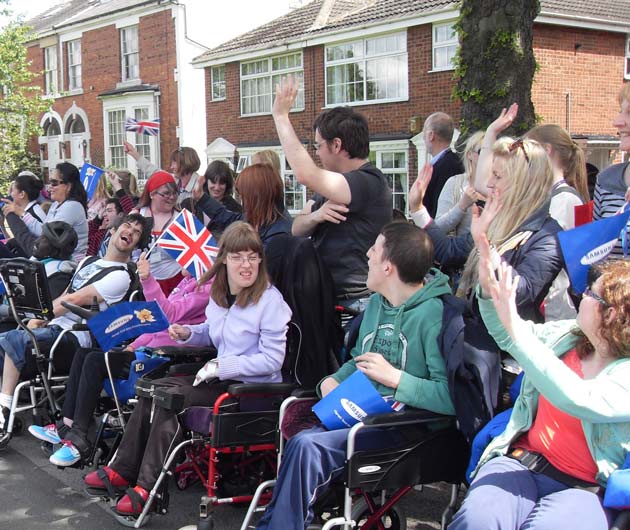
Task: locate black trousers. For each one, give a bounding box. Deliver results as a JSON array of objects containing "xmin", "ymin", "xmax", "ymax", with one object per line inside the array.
[{"xmin": 109, "ymin": 375, "xmax": 234, "ymax": 489}]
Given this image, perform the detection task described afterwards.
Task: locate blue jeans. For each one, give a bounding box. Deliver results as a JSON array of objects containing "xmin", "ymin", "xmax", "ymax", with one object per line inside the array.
[
  {"xmin": 449, "ymin": 456, "xmax": 614, "ymax": 530},
  {"xmin": 0, "ymin": 325, "xmax": 65, "ymax": 371},
  {"xmin": 255, "ymin": 423, "xmax": 406, "ymax": 530}
]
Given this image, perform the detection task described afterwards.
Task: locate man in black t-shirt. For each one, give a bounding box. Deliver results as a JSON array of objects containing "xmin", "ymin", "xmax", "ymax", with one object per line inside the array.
[{"xmin": 272, "ymin": 77, "xmax": 392, "ymax": 308}]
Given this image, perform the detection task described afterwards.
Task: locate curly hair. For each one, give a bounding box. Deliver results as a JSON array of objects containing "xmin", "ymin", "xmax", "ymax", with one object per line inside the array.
[{"xmin": 575, "ymin": 260, "xmax": 630, "ymax": 359}]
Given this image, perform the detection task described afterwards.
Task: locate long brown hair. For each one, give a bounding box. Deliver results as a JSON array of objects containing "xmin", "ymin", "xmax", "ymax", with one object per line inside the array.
[
  {"xmin": 526, "ymin": 124, "xmax": 588, "ymax": 202},
  {"xmin": 199, "ymin": 221, "xmax": 268, "ymax": 308},
  {"xmin": 235, "ymin": 163, "xmax": 284, "ymax": 229}
]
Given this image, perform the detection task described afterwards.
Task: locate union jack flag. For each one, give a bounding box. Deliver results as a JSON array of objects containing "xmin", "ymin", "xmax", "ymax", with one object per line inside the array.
[
  {"xmin": 125, "ymin": 117, "xmax": 160, "ymax": 136},
  {"xmin": 157, "ymin": 209, "xmax": 219, "ymax": 279}
]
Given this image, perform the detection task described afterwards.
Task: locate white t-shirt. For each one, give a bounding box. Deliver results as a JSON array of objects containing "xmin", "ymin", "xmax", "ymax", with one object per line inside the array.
[{"xmin": 51, "ymin": 258, "xmax": 131, "ymax": 347}]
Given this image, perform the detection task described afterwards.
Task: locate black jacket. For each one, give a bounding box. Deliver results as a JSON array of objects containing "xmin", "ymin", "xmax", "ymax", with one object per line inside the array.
[{"xmin": 423, "ymin": 149, "xmax": 465, "ymax": 218}]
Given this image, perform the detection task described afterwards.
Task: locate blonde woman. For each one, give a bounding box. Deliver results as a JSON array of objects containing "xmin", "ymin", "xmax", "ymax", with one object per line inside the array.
[
  {"xmin": 87, "ymin": 173, "xmax": 112, "ymax": 222},
  {"xmin": 435, "ymin": 131, "xmax": 486, "ymax": 236}
]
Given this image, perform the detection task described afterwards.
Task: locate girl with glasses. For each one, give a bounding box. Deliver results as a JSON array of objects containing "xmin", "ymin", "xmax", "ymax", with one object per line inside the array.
[{"xmin": 84, "ymin": 221, "xmax": 291, "ymax": 522}]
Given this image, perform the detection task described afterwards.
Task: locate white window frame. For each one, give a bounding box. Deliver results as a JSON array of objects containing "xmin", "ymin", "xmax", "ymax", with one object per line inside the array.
[
  {"xmin": 625, "ymin": 35, "xmax": 630, "ymax": 81},
  {"xmin": 432, "ymin": 21, "xmax": 458, "ymax": 72},
  {"xmin": 369, "ymin": 140, "xmax": 410, "ymax": 215},
  {"xmin": 102, "ymin": 93, "xmax": 158, "ymax": 188},
  {"xmin": 240, "ymin": 52, "xmax": 304, "ymax": 116},
  {"xmin": 120, "ymin": 25, "xmax": 140, "ymax": 83},
  {"xmin": 44, "ymin": 46, "xmax": 58, "ymax": 95},
  {"xmin": 235, "ymin": 146, "xmax": 307, "ymax": 214},
  {"xmin": 67, "ymin": 39, "xmax": 82, "ymax": 91},
  {"xmin": 324, "ymin": 31, "xmax": 408, "ymax": 107},
  {"xmin": 211, "ymin": 65, "xmax": 226, "ymax": 101}
]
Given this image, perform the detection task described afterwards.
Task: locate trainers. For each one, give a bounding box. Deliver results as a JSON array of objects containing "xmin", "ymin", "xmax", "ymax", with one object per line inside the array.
[
  {"xmin": 49, "ymin": 441, "xmax": 81, "ymax": 467},
  {"xmin": 28, "ymin": 423, "xmax": 62, "ymax": 444}
]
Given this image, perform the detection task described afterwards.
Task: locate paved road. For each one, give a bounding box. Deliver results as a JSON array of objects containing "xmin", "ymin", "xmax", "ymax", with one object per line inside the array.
[{"xmin": 0, "ymin": 421, "xmax": 454, "ymax": 530}]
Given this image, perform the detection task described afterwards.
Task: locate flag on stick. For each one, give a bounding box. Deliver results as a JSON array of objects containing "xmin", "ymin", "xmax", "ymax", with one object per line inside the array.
[
  {"xmin": 79, "ymin": 163, "xmax": 104, "ymax": 200},
  {"xmin": 125, "ymin": 117, "xmax": 160, "ymax": 136}
]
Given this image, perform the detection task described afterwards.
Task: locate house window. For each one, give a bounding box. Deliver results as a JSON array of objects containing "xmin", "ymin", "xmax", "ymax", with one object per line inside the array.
[
  {"xmin": 432, "ymin": 21, "xmax": 458, "ymax": 71},
  {"xmin": 212, "ymin": 65, "xmax": 226, "ymax": 101},
  {"xmin": 67, "ymin": 39, "xmax": 82, "ymax": 90},
  {"xmin": 240, "ymin": 52, "xmax": 304, "ymax": 116},
  {"xmin": 369, "ymin": 143, "xmax": 409, "ymax": 214},
  {"xmin": 133, "ymin": 107, "xmax": 152, "ymax": 181},
  {"xmin": 625, "ymin": 35, "xmax": 630, "ymax": 80},
  {"xmin": 325, "ymin": 32, "xmax": 408, "ymax": 106},
  {"xmin": 107, "ymin": 110, "xmax": 127, "ymax": 168},
  {"xmin": 44, "ymin": 46, "xmax": 58, "ymax": 95},
  {"xmin": 121, "ymin": 25, "xmax": 139, "ymax": 82}
]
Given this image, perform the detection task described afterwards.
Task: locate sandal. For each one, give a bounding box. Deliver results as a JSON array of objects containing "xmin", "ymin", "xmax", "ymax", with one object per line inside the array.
[{"xmin": 84, "ymin": 466, "xmax": 129, "ymax": 498}]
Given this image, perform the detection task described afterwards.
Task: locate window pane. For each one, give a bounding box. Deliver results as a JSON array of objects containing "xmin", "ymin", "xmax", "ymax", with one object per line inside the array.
[{"xmin": 108, "ymin": 110, "xmax": 126, "ymax": 168}]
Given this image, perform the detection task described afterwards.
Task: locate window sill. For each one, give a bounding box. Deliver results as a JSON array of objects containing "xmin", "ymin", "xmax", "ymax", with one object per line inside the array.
[
  {"xmin": 116, "ymin": 79, "xmax": 143, "ymax": 89},
  {"xmin": 427, "ymin": 67, "xmax": 455, "ymax": 73},
  {"xmin": 211, "ymin": 97, "xmax": 226, "ymax": 102},
  {"xmin": 62, "ymin": 88, "xmax": 84, "ymax": 97},
  {"xmin": 323, "ymin": 96, "xmax": 408, "ymax": 108},
  {"xmin": 240, "ymin": 107, "xmax": 304, "ymax": 118}
]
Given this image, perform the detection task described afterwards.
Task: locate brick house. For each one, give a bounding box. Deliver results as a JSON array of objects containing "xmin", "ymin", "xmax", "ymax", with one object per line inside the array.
[
  {"xmin": 193, "ymin": 0, "xmax": 630, "ymax": 214},
  {"xmin": 24, "ymin": 0, "xmax": 209, "ymax": 184}
]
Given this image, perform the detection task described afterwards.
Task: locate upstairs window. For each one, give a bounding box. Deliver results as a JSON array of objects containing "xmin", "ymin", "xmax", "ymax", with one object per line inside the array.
[
  {"xmin": 44, "ymin": 46, "xmax": 58, "ymax": 95},
  {"xmin": 240, "ymin": 52, "xmax": 304, "ymax": 116},
  {"xmin": 212, "ymin": 65, "xmax": 226, "ymax": 101},
  {"xmin": 121, "ymin": 25, "xmax": 139, "ymax": 82},
  {"xmin": 432, "ymin": 21, "xmax": 458, "ymax": 71},
  {"xmin": 325, "ymin": 32, "xmax": 408, "ymax": 106},
  {"xmin": 625, "ymin": 35, "xmax": 630, "ymax": 80},
  {"xmin": 67, "ymin": 39, "xmax": 82, "ymax": 90}
]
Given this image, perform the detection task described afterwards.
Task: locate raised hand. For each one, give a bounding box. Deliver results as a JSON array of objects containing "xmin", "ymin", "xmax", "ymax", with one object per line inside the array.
[
  {"xmin": 408, "ymin": 163, "xmax": 433, "ymax": 213},
  {"xmin": 106, "ymin": 171, "xmax": 122, "ymax": 192},
  {"xmin": 192, "ymin": 174, "xmax": 206, "ymax": 201},
  {"xmin": 137, "ymin": 252, "xmax": 150, "ymax": 281},
  {"xmin": 272, "ymin": 74, "xmax": 300, "ymax": 119},
  {"xmin": 123, "ymin": 141, "xmax": 140, "ymax": 160},
  {"xmin": 487, "ymin": 103, "xmax": 519, "ymax": 138}
]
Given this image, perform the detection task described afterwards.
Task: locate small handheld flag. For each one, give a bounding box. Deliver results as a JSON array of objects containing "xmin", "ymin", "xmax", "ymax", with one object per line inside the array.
[
  {"xmin": 125, "ymin": 117, "xmax": 160, "ymax": 136},
  {"xmin": 558, "ymin": 208, "xmax": 630, "ymax": 294},
  {"xmin": 79, "ymin": 163, "xmax": 105, "ymax": 200},
  {"xmin": 88, "ymin": 301, "xmax": 169, "ymax": 351},
  {"xmin": 156, "ymin": 209, "xmax": 219, "ymax": 278}
]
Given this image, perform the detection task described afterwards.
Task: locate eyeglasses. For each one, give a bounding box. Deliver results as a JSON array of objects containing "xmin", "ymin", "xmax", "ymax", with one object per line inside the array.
[
  {"xmin": 227, "ymin": 255, "xmax": 262, "ymax": 265},
  {"xmin": 508, "ymin": 138, "xmax": 530, "ymax": 164},
  {"xmin": 584, "ymin": 287, "xmax": 608, "ymax": 306},
  {"xmin": 48, "ymin": 179, "xmax": 67, "ymax": 187},
  {"xmin": 153, "ymin": 191, "xmax": 177, "ymax": 199}
]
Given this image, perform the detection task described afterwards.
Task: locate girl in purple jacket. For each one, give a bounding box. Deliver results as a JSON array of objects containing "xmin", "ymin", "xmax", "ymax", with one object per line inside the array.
[{"xmin": 83, "ymin": 221, "xmax": 291, "ymax": 519}]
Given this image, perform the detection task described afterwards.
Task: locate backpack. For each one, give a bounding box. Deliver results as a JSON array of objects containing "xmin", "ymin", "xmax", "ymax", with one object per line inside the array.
[{"xmin": 437, "ymin": 294, "xmax": 501, "ymax": 443}]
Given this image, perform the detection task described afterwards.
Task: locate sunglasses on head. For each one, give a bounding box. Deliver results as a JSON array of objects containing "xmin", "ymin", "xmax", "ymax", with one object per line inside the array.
[{"xmin": 48, "ymin": 179, "xmax": 67, "ymax": 187}]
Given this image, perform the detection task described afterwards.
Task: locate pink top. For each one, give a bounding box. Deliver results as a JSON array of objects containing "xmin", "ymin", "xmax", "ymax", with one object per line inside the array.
[
  {"xmin": 128, "ymin": 274, "xmax": 211, "ymax": 349},
  {"xmin": 518, "ymin": 348, "xmax": 598, "ymax": 483}
]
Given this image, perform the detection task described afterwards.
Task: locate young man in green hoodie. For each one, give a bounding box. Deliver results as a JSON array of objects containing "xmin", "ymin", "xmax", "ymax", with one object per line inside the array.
[{"xmin": 255, "ymin": 221, "xmax": 455, "ymax": 530}]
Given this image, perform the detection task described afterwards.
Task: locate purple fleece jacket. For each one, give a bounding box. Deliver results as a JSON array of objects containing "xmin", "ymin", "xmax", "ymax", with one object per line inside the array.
[{"xmin": 182, "ymin": 284, "xmax": 291, "ymax": 383}]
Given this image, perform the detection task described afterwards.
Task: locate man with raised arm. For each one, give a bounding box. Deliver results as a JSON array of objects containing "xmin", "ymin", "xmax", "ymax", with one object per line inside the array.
[{"xmin": 272, "ymin": 76, "xmax": 392, "ymax": 311}]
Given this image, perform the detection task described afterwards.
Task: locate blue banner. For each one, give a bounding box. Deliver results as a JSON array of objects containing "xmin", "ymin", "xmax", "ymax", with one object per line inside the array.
[
  {"xmin": 79, "ymin": 163, "xmax": 105, "ymax": 200},
  {"xmin": 87, "ymin": 301, "xmax": 169, "ymax": 351},
  {"xmin": 558, "ymin": 209, "xmax": 630, "ymax": 294},
  {"xmin": 312, "ymin": 371, "xmax": 395, "ymax": 430}
]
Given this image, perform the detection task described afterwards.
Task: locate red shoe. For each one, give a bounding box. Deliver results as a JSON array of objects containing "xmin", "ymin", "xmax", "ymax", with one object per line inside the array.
[
  {"xmin": 84, "ymin": 466, "xmax": 129, "ymax": 497},
  {"xmin": 115, "ymin": 486, "xmax": 149, "ymax": 515}
]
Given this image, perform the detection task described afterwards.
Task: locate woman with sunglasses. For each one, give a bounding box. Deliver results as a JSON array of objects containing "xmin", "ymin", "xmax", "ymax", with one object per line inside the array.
[
  {"xmin": 449, "ymin": 233, "xmax": 630, "ymax": 530},
  {"xmin": 1, "ymin": 162, "xmax": 88, "ymax": 261},
  {"xmin": 83, "ymin": 221, "xmax": 291, "ymax": 522},
  {"xmin": 133, "ymin": 171, "xmax": 182, "ymax": 295}
]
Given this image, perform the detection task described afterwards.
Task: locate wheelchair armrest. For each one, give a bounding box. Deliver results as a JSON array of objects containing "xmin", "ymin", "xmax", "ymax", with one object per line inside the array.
[
  {"xmin": 167, "ymin": 362, "xmax": 205, "ymax": 375},
  {"xmin": 152, "ymin": 345, "xmax": 217, "ymax": 358},
  {"xmin": 71, "ymin": 323, "xmax": 91, "ymax": 331},
  {"xmin": 227, "ymin": 382, "xmax": 296, "ymax": 396},
  {"xmin": 361, "ymin": 409, "xmax": 450, "ymax": 427},
  {"xmin": 291, "ymin": 388, "xmax": 318, "ymax": 399},
  {"xmin": 61, "ymin": 300, "xmax": 98, "ymax": 320}
]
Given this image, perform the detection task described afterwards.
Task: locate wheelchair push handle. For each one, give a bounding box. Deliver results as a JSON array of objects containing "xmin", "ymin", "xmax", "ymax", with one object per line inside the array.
[{"xmin": 61, "ymin": 297, "xmax": 99, "ymax": 320}]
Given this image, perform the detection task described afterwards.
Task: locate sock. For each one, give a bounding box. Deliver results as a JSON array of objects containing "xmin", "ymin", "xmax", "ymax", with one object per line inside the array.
[{"xmin": 0, "ymin": 393, "xmax": 13, "ymax": 410}]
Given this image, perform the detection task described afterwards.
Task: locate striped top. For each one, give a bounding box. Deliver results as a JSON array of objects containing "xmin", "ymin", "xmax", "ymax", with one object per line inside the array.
[{"xmin": 593, "ymin": 162, "xmax": 630, "ymax": 258}]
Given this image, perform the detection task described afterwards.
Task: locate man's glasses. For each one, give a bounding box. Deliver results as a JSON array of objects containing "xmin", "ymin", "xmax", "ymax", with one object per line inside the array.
[
  {"xmin": 227, "ymin": 255, "xmax": 262, "ymax": 265},
  {"xmin": 153, "ymin": 191, "xmax": 177, "ymax": 199},
  {"xmin": 584, "ymin": 287, "xmax": 608, "ymax": 306},
  {"xmin": 508, "ymin": 138, "xmax": 530, "ymax": 164},
  {"xmin": 48, "ymin": 179, "xmax": 67, "ymax": 187}
]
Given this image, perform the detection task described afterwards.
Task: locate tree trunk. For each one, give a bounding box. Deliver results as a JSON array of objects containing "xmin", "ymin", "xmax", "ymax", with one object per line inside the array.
[{"xmin": 455, "ymin": 0, "xmax": 540, "ymax": 135}]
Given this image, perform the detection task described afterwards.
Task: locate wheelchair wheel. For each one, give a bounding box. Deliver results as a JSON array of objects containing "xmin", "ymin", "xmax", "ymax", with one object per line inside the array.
[{"xmin": 351, "ymin": 496, "xmax": 407, "ymax": 530}]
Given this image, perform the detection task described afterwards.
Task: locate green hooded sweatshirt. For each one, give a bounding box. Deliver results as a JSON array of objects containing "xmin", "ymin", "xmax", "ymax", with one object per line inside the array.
[{"xmin": 321, "ymin": 268, "xmax": 455, "ymax": 416}]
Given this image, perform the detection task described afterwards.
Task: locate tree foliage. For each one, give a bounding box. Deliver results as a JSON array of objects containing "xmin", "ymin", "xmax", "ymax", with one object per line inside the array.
[
  {"xmin": 0, "ymin": 3, "xmax": 46, "ymax": 191},
  {"xmin": 454, "ymin": 0, "xmax": 540, "ymax": 135}
]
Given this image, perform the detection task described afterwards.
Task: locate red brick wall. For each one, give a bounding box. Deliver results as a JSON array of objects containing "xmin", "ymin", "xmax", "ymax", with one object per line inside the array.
[
  {"xmin": 27, "ymin": 9, "xmax": 179, "ymax": 169},
  {"xmin": 532, "ymin": 23, "xmax": 626, "ymax": 135},
  {"xmin": 204, "ymin": 24, "xmax": 463, "ymax": 179}
]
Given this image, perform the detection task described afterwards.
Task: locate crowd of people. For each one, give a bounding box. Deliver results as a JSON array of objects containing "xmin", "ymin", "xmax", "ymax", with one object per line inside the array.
[{"xmin": 0, "ymin": 79, "xmax": 627, "ymax": 530}]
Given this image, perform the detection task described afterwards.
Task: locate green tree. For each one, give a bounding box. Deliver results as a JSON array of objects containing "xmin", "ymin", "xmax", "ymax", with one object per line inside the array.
[
  {"xmin": 0, "ymin": 3, "xmax": 46, "ymax": 192},
  {"xmin": 454, "ymin": 0, "xmax": 540, "ymax": 135}
]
